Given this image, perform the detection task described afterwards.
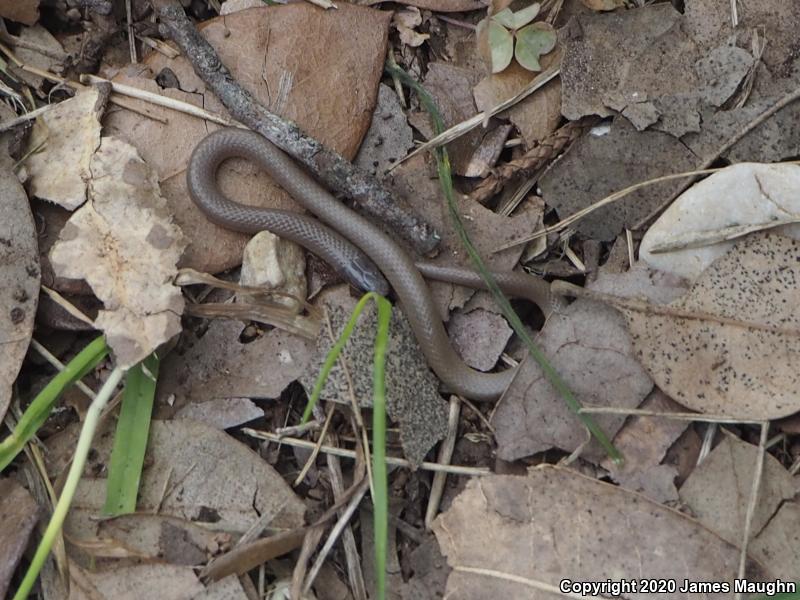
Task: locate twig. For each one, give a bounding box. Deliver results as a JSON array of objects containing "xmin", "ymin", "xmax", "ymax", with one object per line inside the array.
[
  {"xmin": 30, "ymin": 340, "xmax": 97, "ymax": 400},
  {"xmin": 424, "ymin": 396, "xmax": 460, "ymax": 530},
  {"xmin": 578, "ymin": 406, "xmax": 763, "ymax": 425},
  {"xmin": 469, "ymin": 117, "xmax": 598, "ymax": 204},
  {"xmin": 735, "ymin": 422, "xmax": 769, "ymax": 600},
  {"xmin": 243, "ymin": 429, "xmax": 491, "ymax": 476},
  {"xmin": 153, "ymin": 0, "xmax": 441, "ymax": 255},
  {"xmin": 126, "ymin": 0, "xmax": 137, "ymax": 64}
]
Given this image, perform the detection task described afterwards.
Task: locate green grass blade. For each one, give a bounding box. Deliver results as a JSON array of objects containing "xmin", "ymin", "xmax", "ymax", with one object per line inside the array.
[
  {"xmin": 12, "ymin": 366, "xmax": 126, "ymax": 600},
  {"xmin": 301, "ymin": 292, "xmax": 391, "ymax": 600},
  {"xmin": 0, "ymin": 335, "xmax": 108, "ymax": 472},
  {"xmin": 371, "ymin": 295, "xmax": 391, "ymax": 600},
  {"xmin": 386, "ymin": 62, "xmax": 623, "ymax": 464},
  {"xmin": 103, "ymin": 354, "xmax": 159, "ymax": 516},
  {"xmin": 301, "ymin": 291, "xmax": 382, "ymax": 423}
]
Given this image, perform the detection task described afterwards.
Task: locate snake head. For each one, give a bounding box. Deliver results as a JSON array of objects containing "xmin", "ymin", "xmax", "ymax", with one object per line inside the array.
[{"xmin": 344, "ymin": 254, "xmax": 391, "ymax": 297}]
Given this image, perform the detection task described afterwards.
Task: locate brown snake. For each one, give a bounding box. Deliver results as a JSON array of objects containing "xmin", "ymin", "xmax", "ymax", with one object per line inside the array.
[{"xmin": 187, "ymin": 128, "xmax": 551, "ymax": 401}]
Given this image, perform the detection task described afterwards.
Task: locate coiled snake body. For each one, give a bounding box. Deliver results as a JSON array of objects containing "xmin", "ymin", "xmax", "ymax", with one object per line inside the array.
[{"xmin": 187, "ymin": 129, "xmax": 550, "ymax": 401}]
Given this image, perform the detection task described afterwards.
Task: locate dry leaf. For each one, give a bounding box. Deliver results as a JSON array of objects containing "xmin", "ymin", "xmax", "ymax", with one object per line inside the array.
[
  {"xmin": 750, "ymin": 502, "xmax": 800, "ymax": 580},
  {"xmin": 0, "ymin": 153, "xmax": 39, "ymax": 422},
  {"xmin": 174, "ymin": 397, "xmax": 264, "ymax": 430},
  {"xmin": 0, "ymin": 0, "xmax": 39, "ymax": 25},
  {"xmin": 640, "ymin": 162, "xmax": 800, "ymax": 281},
  {"xmin": 25, "ymin": 87, "xmax": 104, "ymax": 210},
  {"xmin": 46, "ymin": 419, "xmax": 306, "ymax": 538},
  {"xmin": 679, "ymin": 434, "xmax": 796, "ymax": 549},
  {"xmin": 601, "ymin": 389, "xmax": 689, "ymax": 503},
  {"xmin": 12, "ymin": 25, "xmax": 66, "ymax": 92},
  {"xmin": 0, "ymin": 479, "xmax": 39, "ymax": 599},
  {"xmin": 447, "ymin": 308, "xmax": 512, "ymax": 371},
  {"xmin": 473, "ymin": 58, "xmax": 562, "ymax": 148},
  {"xmin": 355, "ymin": 83, "xmax": 415, "ymax": 176},
  {"xmin": 50, "ymin": 137, "xmax": 185, "ymax": 368},
  {"xmin": 493, "ymin": 297, "xmax": 653, "ymax": 462},
  {"xmin": 156, "ymin": 319, "xmax": 313, "ymax": 416},
  {"xmin": 432, "ymin": 466, "xmax": 773, "ymax": 599},
  {"xmin": 626, "ymin": 233, "xmax": 800, "ymax": 419},
  {"xmin": 581, "ymin": 0, "xmax": 624, "ymax": 10},
  {"xmin": 539, "ymin": 116, "xmax": 698, "ymax": 241},
  {"xmin": 393, "ymin": 7, "xmax": 430, "ymax": 47},
  {"xmin": 106, "ymin": 4, "xmax": 389, "ymax": 274}
]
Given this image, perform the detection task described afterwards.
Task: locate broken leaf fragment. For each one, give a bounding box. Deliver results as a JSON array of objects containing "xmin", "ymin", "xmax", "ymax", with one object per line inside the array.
[
  {"xmin": 514, "ymin": 22, "xmax": 556, "ymax": 71},
  {"xmin": 50, "ymin": 138, "xmax": 185, "ymax": 368}
]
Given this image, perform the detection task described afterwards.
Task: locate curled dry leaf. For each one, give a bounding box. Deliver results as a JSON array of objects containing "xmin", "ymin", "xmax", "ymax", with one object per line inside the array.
[
  {"xmin": 50, "ymin": 137, "xmax": 185, "ymax": 368},
  {"xmin": 625, "ymin": 233, "xmax": 800, "ymax": 419},
  {"xmin": 432, "ymin": 466, "xmax": 772, "ymax": 599},
  {"xmin": 393, "ymin": 7, "xmax": 430, "ymax": 47},
  {"xmin": 25, "ymin": 87, "xmax": 105, "ymax": 210},
  {"xmin": 0, "ymin": 151, "xmax": 39, "ymax": 422}
]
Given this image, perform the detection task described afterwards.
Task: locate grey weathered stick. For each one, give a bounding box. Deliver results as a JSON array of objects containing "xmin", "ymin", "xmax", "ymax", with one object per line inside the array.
[{"xmin": 154, "ymin": 0, "xmax": 441, "ymax": 255}]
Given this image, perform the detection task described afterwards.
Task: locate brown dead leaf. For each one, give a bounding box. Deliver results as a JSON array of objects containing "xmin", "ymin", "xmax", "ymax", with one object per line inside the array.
[
  {"xmin": 25, "ymin": 87, "xmax": 104, "ymax": 210},
  {"xmin": 156, "ymin": 319, "xmax": 313, "ymax": 416},
  {"xmin": 560, "ymin": 3, "xmax": 754, "ymax": 137},
  {"xmin": 0, "ymin": 479, "xmax": 39, "ymax": 599},
  {"xmin": 50, "ymin": 137, "xmax": 185, "ymax": 368},
  {"xmin": 45, "ymin": 419, "xmax": 306, "ymax": 539},
  {"xmin": 538, "ymin": 116, "xmax": 697, "ymax": 241},
  {"xmin": 300, "ymin": 286, "xmax": 448, "ymax": 467},
  {"xmin": 473, "ymin": 57, "xmax": 562, "ymax": 147},
  {"xmin": 105, "ymin": 4, "xmax": 390, "ymax": 274},
  {"xmin": 625, "ymin": 233, "xmax": 800, "ymax": 419},
  {"xmin": 447, "ymin": 307, "xmax": 512, "ymax": 372},
  {"xmin": 433, "ymin": 466, "xmax": 773, "ymax": 599},
  {"xmin": 174, "ymin": 397, "xmax": 263, "ymax": 430},
  {"xmin": 0, "ymin": 0, "xmax": 39, "ymax": 25},
  {"xmin": 679, "ymin": 434, "xmax": 796, "ymax": 550},
  {"xmin": 750, "ymin": 502, "xmax": 800, "ymax": 580},
  {"xmin": 0, "ymin": 152, "xmax": 39, "ymax": 422},
  {"xmin": 355, "ymin": 83, "xmax": 415, "ymax": 177},
  {"xmin": 65, "ymin": 563, "xmax": 248, "ymax": 600},
  {"xmin": 96, "ymin": 514, "xmax": 231, "ymax": 565},
  {"xmin": 422, "ymin": 62, "xmax": 483, "ymax": 176},
  {"xmin": 492, "ymin": 297, "xmax": 653, "ymax": 462},
  {"xmin": 581, "ymin": 0, "xmax": 624, "ymax": 10},
  {"xmin": 12, "ymin": 25, "xmax": 66, "ymax": 93},
  {"xmin": 601, "ymin": 389, "xmax": 689, "ymax": 503}
]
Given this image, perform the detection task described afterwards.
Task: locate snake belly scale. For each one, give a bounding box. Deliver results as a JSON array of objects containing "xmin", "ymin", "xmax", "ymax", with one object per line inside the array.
[{"xmin": 187, "ymin": 128, "xmax": 551, "ymax": 401}]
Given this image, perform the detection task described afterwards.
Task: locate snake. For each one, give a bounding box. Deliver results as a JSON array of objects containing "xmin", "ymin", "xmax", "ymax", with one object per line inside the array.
[{"xmin": 187, "ymin": 128, "xmax": 551, "ymax": 401}]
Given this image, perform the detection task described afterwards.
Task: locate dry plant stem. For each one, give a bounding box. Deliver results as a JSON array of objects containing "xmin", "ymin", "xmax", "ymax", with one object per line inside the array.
[
  {"xmin": 578, "ymin": 407, "xmax": 763, "ymax": 425},
  {"xmin": 470, "ymin": 117, "xmax": 598, "ymax": 204},
  {"xmin": 553, "ymin": 280, "xmax": 799, "ymax": 336},
  {"xmin": 393, "ymin": 63, "xmax": 561, "ymax": 170},
  {"xmin": 0, "ymin": 31, "xmax": 69, "ymax": 61},
  {"xmin": 292, "ymin": 402, "xmax": 336, "ymax": 487},
  {"xmin": 305, "ymin": 436, "xmax": 368, "ymax": 600},
  {"xmin": 126, "ymin": 0, "xmax": 137, "ymax": 63},
  {"xmin": 153, "ymin": 0, "xmax": 440, "ymax": 255},
  {"xmin": 633, "ymin": 85, "xmax": 800, "ymax": 231},
  {"xmin": 243, "ymin": 429, "xmax": 491, "ymax": 476},
  {"xmin": 698, "ymin": 423, "xmax": 717, "ymax": 464},
  {"xmin": 303, "ymin": 477, "xmax": 370, "ymax": 597},
  {"xmin": 81, "ymin": 73, "xmax": 239, "ymax": 127},
  {"xmin": 0, "ymin": 103, "xmax": 54, "ymax": 132},
  {"xmin": 30, "ymin": 340, "xmax": 96, "ymax": 399},
  {"xmin": 735, "ymin": 422, "xmax": 769, "ymax": 600},
  {"xmin": 424, "ymin": 396, "xmax": 460, "ymax": 530}
]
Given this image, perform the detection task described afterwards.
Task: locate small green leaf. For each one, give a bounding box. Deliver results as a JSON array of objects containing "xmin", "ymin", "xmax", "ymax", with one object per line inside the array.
[
  {"xmin": 492, "ymin": 3, "xmax": 541, "ymax": 29},
  {"xmin": 488, "ymin": 20, "xmax": 514, "ymax": 73},
  {"xmin": 514, "ymin": 21, "xmax": 557, "ymax": 72}
]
